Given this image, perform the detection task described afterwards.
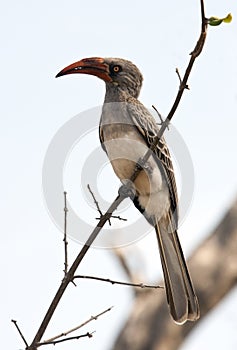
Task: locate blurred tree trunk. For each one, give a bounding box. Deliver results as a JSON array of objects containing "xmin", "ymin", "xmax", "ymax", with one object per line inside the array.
[{"xmin": 113, "ymin": 198, "xmax": 237, "ymax": 350}]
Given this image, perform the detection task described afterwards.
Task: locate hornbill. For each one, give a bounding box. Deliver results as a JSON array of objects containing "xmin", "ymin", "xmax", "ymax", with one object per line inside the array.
[{"xmin": 56, "ymin": 57, "xmax": 200, "ymax": 324}]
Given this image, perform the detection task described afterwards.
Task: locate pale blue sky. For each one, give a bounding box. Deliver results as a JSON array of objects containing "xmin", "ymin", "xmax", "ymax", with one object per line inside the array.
[{"xmin": 1, "ymin": 1, "xmax": 237, "ymax": 349}]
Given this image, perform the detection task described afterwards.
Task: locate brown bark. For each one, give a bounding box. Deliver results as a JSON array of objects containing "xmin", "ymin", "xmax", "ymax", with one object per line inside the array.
[{"xmin": 113, "ymin": 199, "xmax": 237, "ymax": 350}]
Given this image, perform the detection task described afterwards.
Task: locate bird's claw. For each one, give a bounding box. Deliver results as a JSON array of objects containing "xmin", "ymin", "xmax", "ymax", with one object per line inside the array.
[
  {"xmin": 136, "ymin": 157, "xmax": 153, "ymax": 175},
  {"xmin": 119, "ymin": 180, "xmax": 136, "ymax": 200}
]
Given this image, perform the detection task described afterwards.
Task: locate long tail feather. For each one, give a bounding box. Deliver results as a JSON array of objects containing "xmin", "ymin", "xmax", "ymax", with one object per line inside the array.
[{"xmin": 154, "ymin": 215, "xmax": 200, "ymax": 324}]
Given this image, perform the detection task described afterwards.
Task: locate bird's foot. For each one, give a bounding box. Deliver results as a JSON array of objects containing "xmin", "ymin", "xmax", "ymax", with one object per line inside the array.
[
  {"xmin": 143, "ymin": 162, "xmax": 153, "ymax": 175},
  {"xmin": 136, "ymin": 157, "xmax": 153, "ymax": 176},
  {"xmin": 119, "ymin": 180, "xmax": 136, "ymax": 200}
]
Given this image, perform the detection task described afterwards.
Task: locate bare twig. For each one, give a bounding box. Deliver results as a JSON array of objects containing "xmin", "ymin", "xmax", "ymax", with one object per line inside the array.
[
  {"xmin": 152, "ymin": 104, "xmax": 169, "ymax": 130},
  {"xmin": 63, "ymin": 191, "xmax": 68, "ymax": 276},
  {"xmin": 111, "ymin": 215, "xmax": 127, "ymax": 221},
  {"xmin": 41, "ymin": 306, "xmax": 112, "ymax": 344},
  {"xmin": 87, "ymin": 184, "xmax": 104, "ymax": 219},
  {"xmin": 63, "ymin": 192, "xmax": 77, "ymax": 287},
  {"xmin": 87, "ymin": 183, "xmax": 112, "ymax": 225},
  {"xmin": 175, "ymin": 68, "xmax": 190, "ymax": 90},
  {"xmin": 152, "ymin": 104, "xmax": 164, "ymax": 124},
  {"xmin": 27, "ymin": 2, "xmax": 208, "ymax": 348},
  {"xmin": 74, "ymin": 275, "xmax": 163, "ymax": 289},
  {"xmin": 88, "ymin": 184, "xmax": 127, "ymax": 225},
  {"xmin": 96, "ymin": 215, "xmax": 127, "ymax": 222},
  {"xmin": 37, "ymin": 332, "xmax": 94, "ymax": 346},
  {"xmin": 11, "ymin": 319, "xmax": 29, "ymax": 347}
]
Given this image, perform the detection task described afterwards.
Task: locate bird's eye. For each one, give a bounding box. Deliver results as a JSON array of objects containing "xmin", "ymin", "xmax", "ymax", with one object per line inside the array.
[{"xmin": 110, "ymin": 64, "xmax": 122, "ymax": 74}]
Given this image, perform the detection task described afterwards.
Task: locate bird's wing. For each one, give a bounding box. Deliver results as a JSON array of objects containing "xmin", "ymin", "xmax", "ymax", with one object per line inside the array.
[
  {"xmin": 126, "ymin": 98, "xmax": 178, "ymax": 224},
  {"xmin": 127, "ymin": 99, "xmax": 199, "ymax": 323}
]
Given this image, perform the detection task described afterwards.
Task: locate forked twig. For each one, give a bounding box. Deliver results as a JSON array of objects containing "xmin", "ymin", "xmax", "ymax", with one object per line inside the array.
[
  {"xmin": 40, "ymin": 306, "xmax": 112, "ymax": 344},
  {"xmin": 87, "ymin": 184, "xmax": 127, "ymax": 225}
]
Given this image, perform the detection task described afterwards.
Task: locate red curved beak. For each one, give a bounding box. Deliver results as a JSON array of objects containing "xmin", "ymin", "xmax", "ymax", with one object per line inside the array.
[{"xmin": 55, "ymin": 57, "xmax": 112, "ymax": 82}]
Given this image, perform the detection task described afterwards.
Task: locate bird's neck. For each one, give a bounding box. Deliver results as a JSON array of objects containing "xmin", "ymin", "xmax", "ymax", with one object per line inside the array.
[{"xmin": 104, "ymin": 83, "xmax": 133, "ymax": 103}]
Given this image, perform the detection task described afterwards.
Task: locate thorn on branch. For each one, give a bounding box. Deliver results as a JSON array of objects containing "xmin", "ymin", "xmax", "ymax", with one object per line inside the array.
[{"xmin": 88, "ymin": 184, "xmax": 127, "ymax": 225}]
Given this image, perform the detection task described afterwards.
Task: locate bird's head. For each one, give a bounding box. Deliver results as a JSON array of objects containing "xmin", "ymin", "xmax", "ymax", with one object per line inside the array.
[{"xmin": 56, "ymin": 57, "xmax": 143, "ymax": 98}]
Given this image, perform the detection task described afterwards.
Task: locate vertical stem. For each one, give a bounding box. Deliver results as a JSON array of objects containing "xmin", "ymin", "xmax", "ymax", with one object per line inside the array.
[{"xmin": 63, "ymin": 191, "xmax": 68, "ymax": 275}]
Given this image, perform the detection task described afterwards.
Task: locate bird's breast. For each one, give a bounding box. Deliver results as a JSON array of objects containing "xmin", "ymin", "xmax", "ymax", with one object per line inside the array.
[{"xmin": 101, "ymin": 124, "xmax": 165, "ymax": 196}]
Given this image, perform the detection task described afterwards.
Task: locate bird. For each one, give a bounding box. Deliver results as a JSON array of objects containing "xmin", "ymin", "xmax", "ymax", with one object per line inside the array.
[{"xmin": 56, "ymin": 57, "xmax": 200, "ymax": 324}]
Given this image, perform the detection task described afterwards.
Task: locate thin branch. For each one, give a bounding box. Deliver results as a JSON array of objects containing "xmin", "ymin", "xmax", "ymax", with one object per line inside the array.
[
  {"xmin": 88, "ymin": 184, "xmax": 127, "ymax": 225},
  {"xmin": 111, "ymin": 215, "xmax": 127, "ymax": 221},
  {"xmin": 63, "ymin": 191, "xmax": 68, "ymax": 276},
  {"xmin": 41, "ymin": 306, "xmax": 113, "ymax": 344},
  {"xmin": 11, "ymin": 319, "xmax": 29, "ymax": 347},
  {"xmin": 87, "ymin": 184, "xmax": 104, "ymax": 218},
  {"xmin": 96, "ymin": 215, "xmax": 127, "ymax": 221},
  {"xmin": 87, "ymin": 183, "xmax": 111, "ymax": 225},
  {"xmin": 63, "ymin": 192, "xmax": 77, "ymax": 287},
  {"xmin": 200, "ymin": 0, "xmax": 206, "ymax": 31},
  {"xmin": 152, "ymin": 104, "xmax": 169, "ymax": 130},
  {"xmin": 175, "ymin": 68, "xmax": 190, "ymax": 90},
  {"xmin": 27, "ymin": 2, "xmax": 207, "ymax": 348},
  {"xmin": 74, "ymin": 275, "xmax": 164, "ymax": 289},
  {"xmin": 37, "ymin": 332, "xmax": 94, "ymax": 346},
  {"xmin": 152, "ymin": 104, "xmax": 164, "ymax": 124}
]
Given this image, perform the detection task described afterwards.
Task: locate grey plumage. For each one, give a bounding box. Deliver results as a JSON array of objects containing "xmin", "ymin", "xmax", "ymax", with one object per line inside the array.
[{"xmin": 56, "ymin": 56, "xmax": 200, "ymax": 324}]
